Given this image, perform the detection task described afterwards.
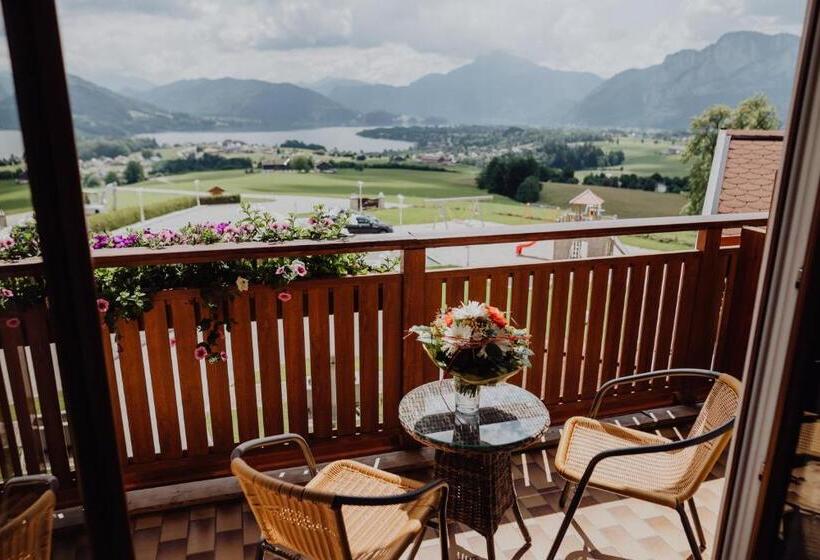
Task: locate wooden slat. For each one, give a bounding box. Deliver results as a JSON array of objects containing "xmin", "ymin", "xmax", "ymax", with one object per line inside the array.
[
  {"xmin": 381, "ymin": 280, "xmax": 402, "ymax": 430},
  {"xmin": 143, "ymin": 304, "xmax": 182, "ymax": 459},
  {"xmin": 653, "ymin": 259, "xmax": 683, "ymax": 371},
  {"xmin": 509, "ymin": 270, "xmax": 530, "ymax": 387},
  {"xmin": 358, "ymin": 283, "xmax": 380, "ymax": 433},
  {"xmin": 100, "ymin": 319, "xmax": 127, "ymax": 464},
  {"xmin": 0, "ymin": 329, "xmax": 21, "ymax": 476},
  {"xmin": 281, "ymin": 289, "xmax": 308, "ymax": 435},
  {"xmin": 544, "ymin": 269, "xmax": 569, "ymax": 405},
  {"xmin": 228, "ymin": 294, "xmax": 259, "ymax": 442},
  {"xmin": 636, "ymin": 262, "xmax": 665, "ymax": 386},
  {"xmin": 712, "ymin": 252, "xmax": 737, "ymax": 370},
  {"xmin": 332, "ymin": 286, "xmax": 356, "ymax": 435},
  {"xmin": 116, "ymin": 319, "xmax": 154, "ymax": 462},
  {"xmin": 1, "ymin": 322, "xmax": 43, "ymax": 473},
  {"xmin": 22, "ymin": 308, "xmax": 70, "ymax": 482},
  {"xmin": 202, "ymin": 306, "xmax": 234, "ymax": 452},
  {"xmin": 468, "ymin": 273, "xmax": 487, "ymax": 303},
  {"xmin": 421, "ymin": 277, "xmax": 441, "ymax": 382},
  {"xmin": 600, "ymin": 264, "xmax": 627, "ymax": 384},
  {"xmin": 618, "ymin": 262, "xmax": 647, "ymax": 378},
  {"xmin": 671, "ymin": 255, "xmax": 701, "ymax": 367},
  {"xmin": 563, "ymin": 265, "xmax": 590, "ymax": 403},
  {"xmin": 254, "ymin": 290, "xmax": 284, "ymax": 437},
  {"xmin": 445, "ymin": 276, "xmax": 465, "ymax": 309},
  {"xmin": 307, "ymin": 288, "xmax": 332, "ymax": 438},
  {"xmin": 489, "ymin": 272, "xmax": 509, "ymax": 315},
  {"xmin": 581, "ymin": 263, "xmax": 609, "ymax": 398},
  {"xmin": 525, "ymin": 269, "xmax": 549, "ymax": 397},
  {"xmin": 400, "ymin": 248, "xmax": 427, "ymax": 394},
  {"xmin": 169, "ymin": 299, "xmax": 208, "ymax": 455}
]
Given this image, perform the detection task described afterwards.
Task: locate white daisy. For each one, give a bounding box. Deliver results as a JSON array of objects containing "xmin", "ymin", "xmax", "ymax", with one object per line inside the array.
[
  {"xmin": 452, "ymin": 301, "xmax": 485, "ymax": 320},
  {"xmin": 442, "ymin": 324, "xmax": 472, "ymax": 355}
]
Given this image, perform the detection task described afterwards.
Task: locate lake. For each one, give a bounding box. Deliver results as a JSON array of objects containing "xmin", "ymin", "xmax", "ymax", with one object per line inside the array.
[{"xmin": 139, "ymin": 127, "xmax": 414, "ymax": 152}]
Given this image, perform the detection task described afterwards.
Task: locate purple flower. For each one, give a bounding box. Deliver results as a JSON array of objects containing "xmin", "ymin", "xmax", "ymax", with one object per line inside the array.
[
  {"xmin": 0, "ymin": 288, "xmax": 13, "ymax": 298},
  {"xmin": 91, "ymin": 234, "xmax": 111, "ymax": 249},
  {"xmin": 277, "ymin": 291, "xmax": 292, "ymax": 302},
  {"xmin": 5, "ymin": 317, "xmax": 20, "ymax": 329},
  {"xmin": 194, "ymin": 346, "xmax": 209, "ymax": 360},
  {"xmin": 291, "ymin": 262, "xmax": 307, "ymax": 277},
  {"xmin": 1, "ymin": 238, "xmax": 15, "ymax": 249},
  {"xmin": 219, "ymin": 351, "xmax": 228, "ymax": 362}
]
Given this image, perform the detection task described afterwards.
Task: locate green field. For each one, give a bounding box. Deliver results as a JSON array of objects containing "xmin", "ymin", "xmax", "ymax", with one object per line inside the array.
[
  {"xmin": 577, "ymin": 136, "xmax": 691, "ymax": 179},
  {"xmin": 0, "ymin": 179, "xmax": 31, "ymax": 214},
  {"xmin": 541, "ymin": 182, "xmax": 687, "ymax": 218}
]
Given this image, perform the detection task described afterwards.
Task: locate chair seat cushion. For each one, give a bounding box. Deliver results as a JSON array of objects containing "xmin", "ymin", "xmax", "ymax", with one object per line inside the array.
[
  {"xmin": 554, "ymin": 417, "xmax": 692, "ymax": 507},
  {"xmin": 306, "ymin": 460, "xmax": 438, "ymax": 559}
]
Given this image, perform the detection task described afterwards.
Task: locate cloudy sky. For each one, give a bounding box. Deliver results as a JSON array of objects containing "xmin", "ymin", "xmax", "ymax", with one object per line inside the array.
[{"xmin": 46, "ymin": 0, "xmax": 808, "ymax": 89}]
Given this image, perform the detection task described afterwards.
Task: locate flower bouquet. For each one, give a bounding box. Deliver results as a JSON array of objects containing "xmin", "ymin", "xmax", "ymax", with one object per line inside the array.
[{"xmin": 409, "ymin": 301, "xmax": 532, "ymax": 417}]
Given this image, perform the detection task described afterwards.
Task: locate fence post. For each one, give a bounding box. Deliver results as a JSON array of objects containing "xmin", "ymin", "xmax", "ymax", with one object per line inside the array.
[
  {"xmin": 715, "ymin": 226, "xmax": 767, "ymax": 377},
  {"xmin": 401, "ymin": 248, "xmax": 426, "ymax": 396}
]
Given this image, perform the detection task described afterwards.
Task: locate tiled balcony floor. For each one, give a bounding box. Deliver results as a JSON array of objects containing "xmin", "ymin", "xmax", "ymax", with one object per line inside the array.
[{"xmin": 55, "ymin": 431, "xmax": 725, "ymax": 560}]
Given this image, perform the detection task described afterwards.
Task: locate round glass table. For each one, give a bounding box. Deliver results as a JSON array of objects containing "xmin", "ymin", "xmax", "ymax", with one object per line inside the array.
[{"xmin": 399, "ymin": 379, "xmax": 550, "ymax": 559}]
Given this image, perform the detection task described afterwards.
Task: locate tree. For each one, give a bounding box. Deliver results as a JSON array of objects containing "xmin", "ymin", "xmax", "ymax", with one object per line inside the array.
[
  {"xmin": 289, "ymin": 155, "xmax": 314, "ymax": 172},
  {"xmin": 104, "ymin": 171, "xmax": 120, "ymax": 185},
  {"xmin": 515, "ymin": 175, "xmax": 542, "ymax": 203},
  {"xmin": 82, "ymin": 173, "xmax": 102, "ymax": 188},
  {"xmin": 683, "ymin": 94, "xmax": 779, "ymax": 214},
  {"xmin": 123, "ymin": 161, "xmax": 145, "ymax": 184}
]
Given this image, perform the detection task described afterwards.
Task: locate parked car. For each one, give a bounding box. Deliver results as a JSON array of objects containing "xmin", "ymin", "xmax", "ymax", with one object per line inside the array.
[{"xmin": 345, "ymin": 213, "xmax": 394, "ymax": 234}]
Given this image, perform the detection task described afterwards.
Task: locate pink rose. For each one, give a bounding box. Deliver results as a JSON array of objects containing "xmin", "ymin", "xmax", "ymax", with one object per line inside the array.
[
  {"xmin": 5, "ymin": 317, "xmax": 20, "ymax": 329},
  {"xmin": 0, "ymin": 288, "xmax": 13, "ymax": 298},
  {"xmin": 219, "ymin": 351, "xmax": 228, "ymax": 362},
  {"xmin": 277, "ymin": 291, "xmax": 292, "ymax": 302},
  {"xmin": 194, "ymin": 346, "xmax": 209, "ymax": 360},
  {"xmin": 96, "ymin": 298, "xmax": 110, "ymax": 313}
]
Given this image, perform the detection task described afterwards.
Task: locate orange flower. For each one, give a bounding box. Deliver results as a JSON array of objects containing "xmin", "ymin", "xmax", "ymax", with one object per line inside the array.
[
  {"xmin": 443, "ymin": 312, "xmax": 454, "ymax": 326},
  {"xmin": 486, "ymin": 305, "xmax": 507, "ymax": 327}
]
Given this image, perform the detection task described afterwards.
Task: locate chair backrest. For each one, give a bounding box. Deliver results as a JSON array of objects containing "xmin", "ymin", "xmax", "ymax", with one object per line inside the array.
[
  {"xmin": 231, "ymin": 458, "xmax": 351, "ymax": 559},
  {"xmin": 0, "ymin": 488, "xmax": 56, "ymax": 560},
  {"xmin": 676, "ymin": 373, "xmax": 742, "ymax": 499}
]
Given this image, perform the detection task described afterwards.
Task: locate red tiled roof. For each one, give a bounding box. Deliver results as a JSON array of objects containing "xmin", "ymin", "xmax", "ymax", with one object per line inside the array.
[{"xmin": 717, "ymin": 130, "xmax": 783, "ymax": 214}]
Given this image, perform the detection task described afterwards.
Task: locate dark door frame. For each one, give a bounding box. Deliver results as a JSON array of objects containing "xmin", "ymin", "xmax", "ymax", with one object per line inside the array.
[{"xmin": 1, "ymin": 1, "xmax": 134, "ymax": 557}]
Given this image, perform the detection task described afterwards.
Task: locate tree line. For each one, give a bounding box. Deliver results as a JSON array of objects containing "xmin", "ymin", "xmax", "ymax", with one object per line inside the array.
[
  {"xmin": 476, "ymin": 154, "xmax": 577, "ymax": 203},
  {"xmin": 583, "ymin": 172, "xmax": 688, "ymax": 193}
]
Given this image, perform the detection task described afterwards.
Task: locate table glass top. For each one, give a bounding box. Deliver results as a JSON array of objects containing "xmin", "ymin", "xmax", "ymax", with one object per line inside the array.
[{"xmin": 398, "ymin": 379, "xmax": 550, "ymax": 452}]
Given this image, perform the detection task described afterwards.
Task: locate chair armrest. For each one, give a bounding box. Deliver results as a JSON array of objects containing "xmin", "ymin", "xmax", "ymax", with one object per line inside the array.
[
  {"xmin": 231, "ymin": 433, "xmax": 318, "ymax": 476},
  {"xmin": 588, "ymin": 368, "xmax": 720, "ymax": 418},
  {"xmin": 332, "ymin": 479, "xmax": 449, "ymax": 508},
  {"xmin": 576, "ymin": 417, "xmax": 734, "ymax": 490},
  {"xmin": 1, "ymin": 474, "xmax": 59, "ymax": 494}
]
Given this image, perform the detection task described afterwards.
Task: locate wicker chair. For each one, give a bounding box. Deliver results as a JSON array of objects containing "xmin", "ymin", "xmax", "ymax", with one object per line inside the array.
[
  {"xmin": 547, "ymin": 369, "xmax": 741, "ymax": 560},
  {"xmin": 0, "ymin": 474, "xmax": 58, "ymax": 560},
  {"xmin": 231, "ymin": 434, "xmax": 449, "ymax": 560}
]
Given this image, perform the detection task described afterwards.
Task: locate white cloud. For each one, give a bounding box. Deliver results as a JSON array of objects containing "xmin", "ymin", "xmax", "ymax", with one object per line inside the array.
[{"xmin": 49, "ymin": 0, "xmax": 806, "ymax": 88}]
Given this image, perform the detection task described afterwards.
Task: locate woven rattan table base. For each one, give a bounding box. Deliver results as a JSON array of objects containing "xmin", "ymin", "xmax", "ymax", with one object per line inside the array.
[{"xmin": 434, "ymin": 449, "xmax": 525, "ymax": 539}]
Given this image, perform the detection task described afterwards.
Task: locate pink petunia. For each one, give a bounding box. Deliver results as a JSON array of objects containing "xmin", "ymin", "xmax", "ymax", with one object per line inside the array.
[
  {"xmin": 277, "ymin": 291, "xmax": 292, "ymax": 302},
  {"xmin": 0, "ymin": 288, "xmax": 13, "ymax": 298},
  {"xmin": 194, "ymin": 346, "xmax": 209, "ymax": 360},
  {"xmin": 219, "ymin": 351, "xmax": 228, "ymax": 362},
  {"xmin": 96, "ymin": 298, "xmax": 110, "ymax": 313},
  {"xmin": 5, "ymin": 317, "xmax": 20, "ymax": 329},
  {"xmin": 291, "ymin": 262, "xmax": 307, "ymax": 277},
  {"xmin": 0, "ymin": 238, "xmax": 14, "ymax": 249}
]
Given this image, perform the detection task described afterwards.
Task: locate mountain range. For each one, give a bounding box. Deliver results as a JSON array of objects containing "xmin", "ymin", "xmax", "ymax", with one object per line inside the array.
[{"xmin": 0, "ymin": 31, "xmax": 802, "ymax": 135}]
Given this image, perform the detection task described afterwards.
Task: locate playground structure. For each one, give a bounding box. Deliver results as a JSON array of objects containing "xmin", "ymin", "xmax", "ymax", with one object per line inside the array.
[
  {"xmin": 516, "ymin": 189, "xmax": 614, "ymax": 259},
  {"xmin": 423, "ymin": 195, "xmax": 493, "ymax": 230}
]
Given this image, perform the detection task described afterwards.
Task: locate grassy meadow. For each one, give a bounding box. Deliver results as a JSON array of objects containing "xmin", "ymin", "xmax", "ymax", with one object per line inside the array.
[{"xmin": 576, "ymin": 136, "xmax": 690, "ymax": 179}]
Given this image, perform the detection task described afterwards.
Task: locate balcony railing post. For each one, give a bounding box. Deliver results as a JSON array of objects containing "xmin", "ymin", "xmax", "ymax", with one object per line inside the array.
[
  {"xmin": 687, "ymin": 228, "xmax": 725, "ymax": 369},
  {"xmin": 715, "ymin": 226, "xmax": 767, "ymax": 377},
  {"xmin": 401, "ymin": 248, "xmax": 426, "ymax": 395}
]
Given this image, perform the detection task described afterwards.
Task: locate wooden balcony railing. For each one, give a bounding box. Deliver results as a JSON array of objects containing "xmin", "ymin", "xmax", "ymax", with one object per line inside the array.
[{"xmin": 0, "ymin": 213, "xmax": 767, "ymax": 502}]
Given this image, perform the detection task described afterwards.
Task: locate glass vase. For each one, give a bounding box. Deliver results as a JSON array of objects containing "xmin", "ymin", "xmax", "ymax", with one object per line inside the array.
[{"xmin": 453, "ymin": 376, "xmax": 481, "ymax": 419}]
